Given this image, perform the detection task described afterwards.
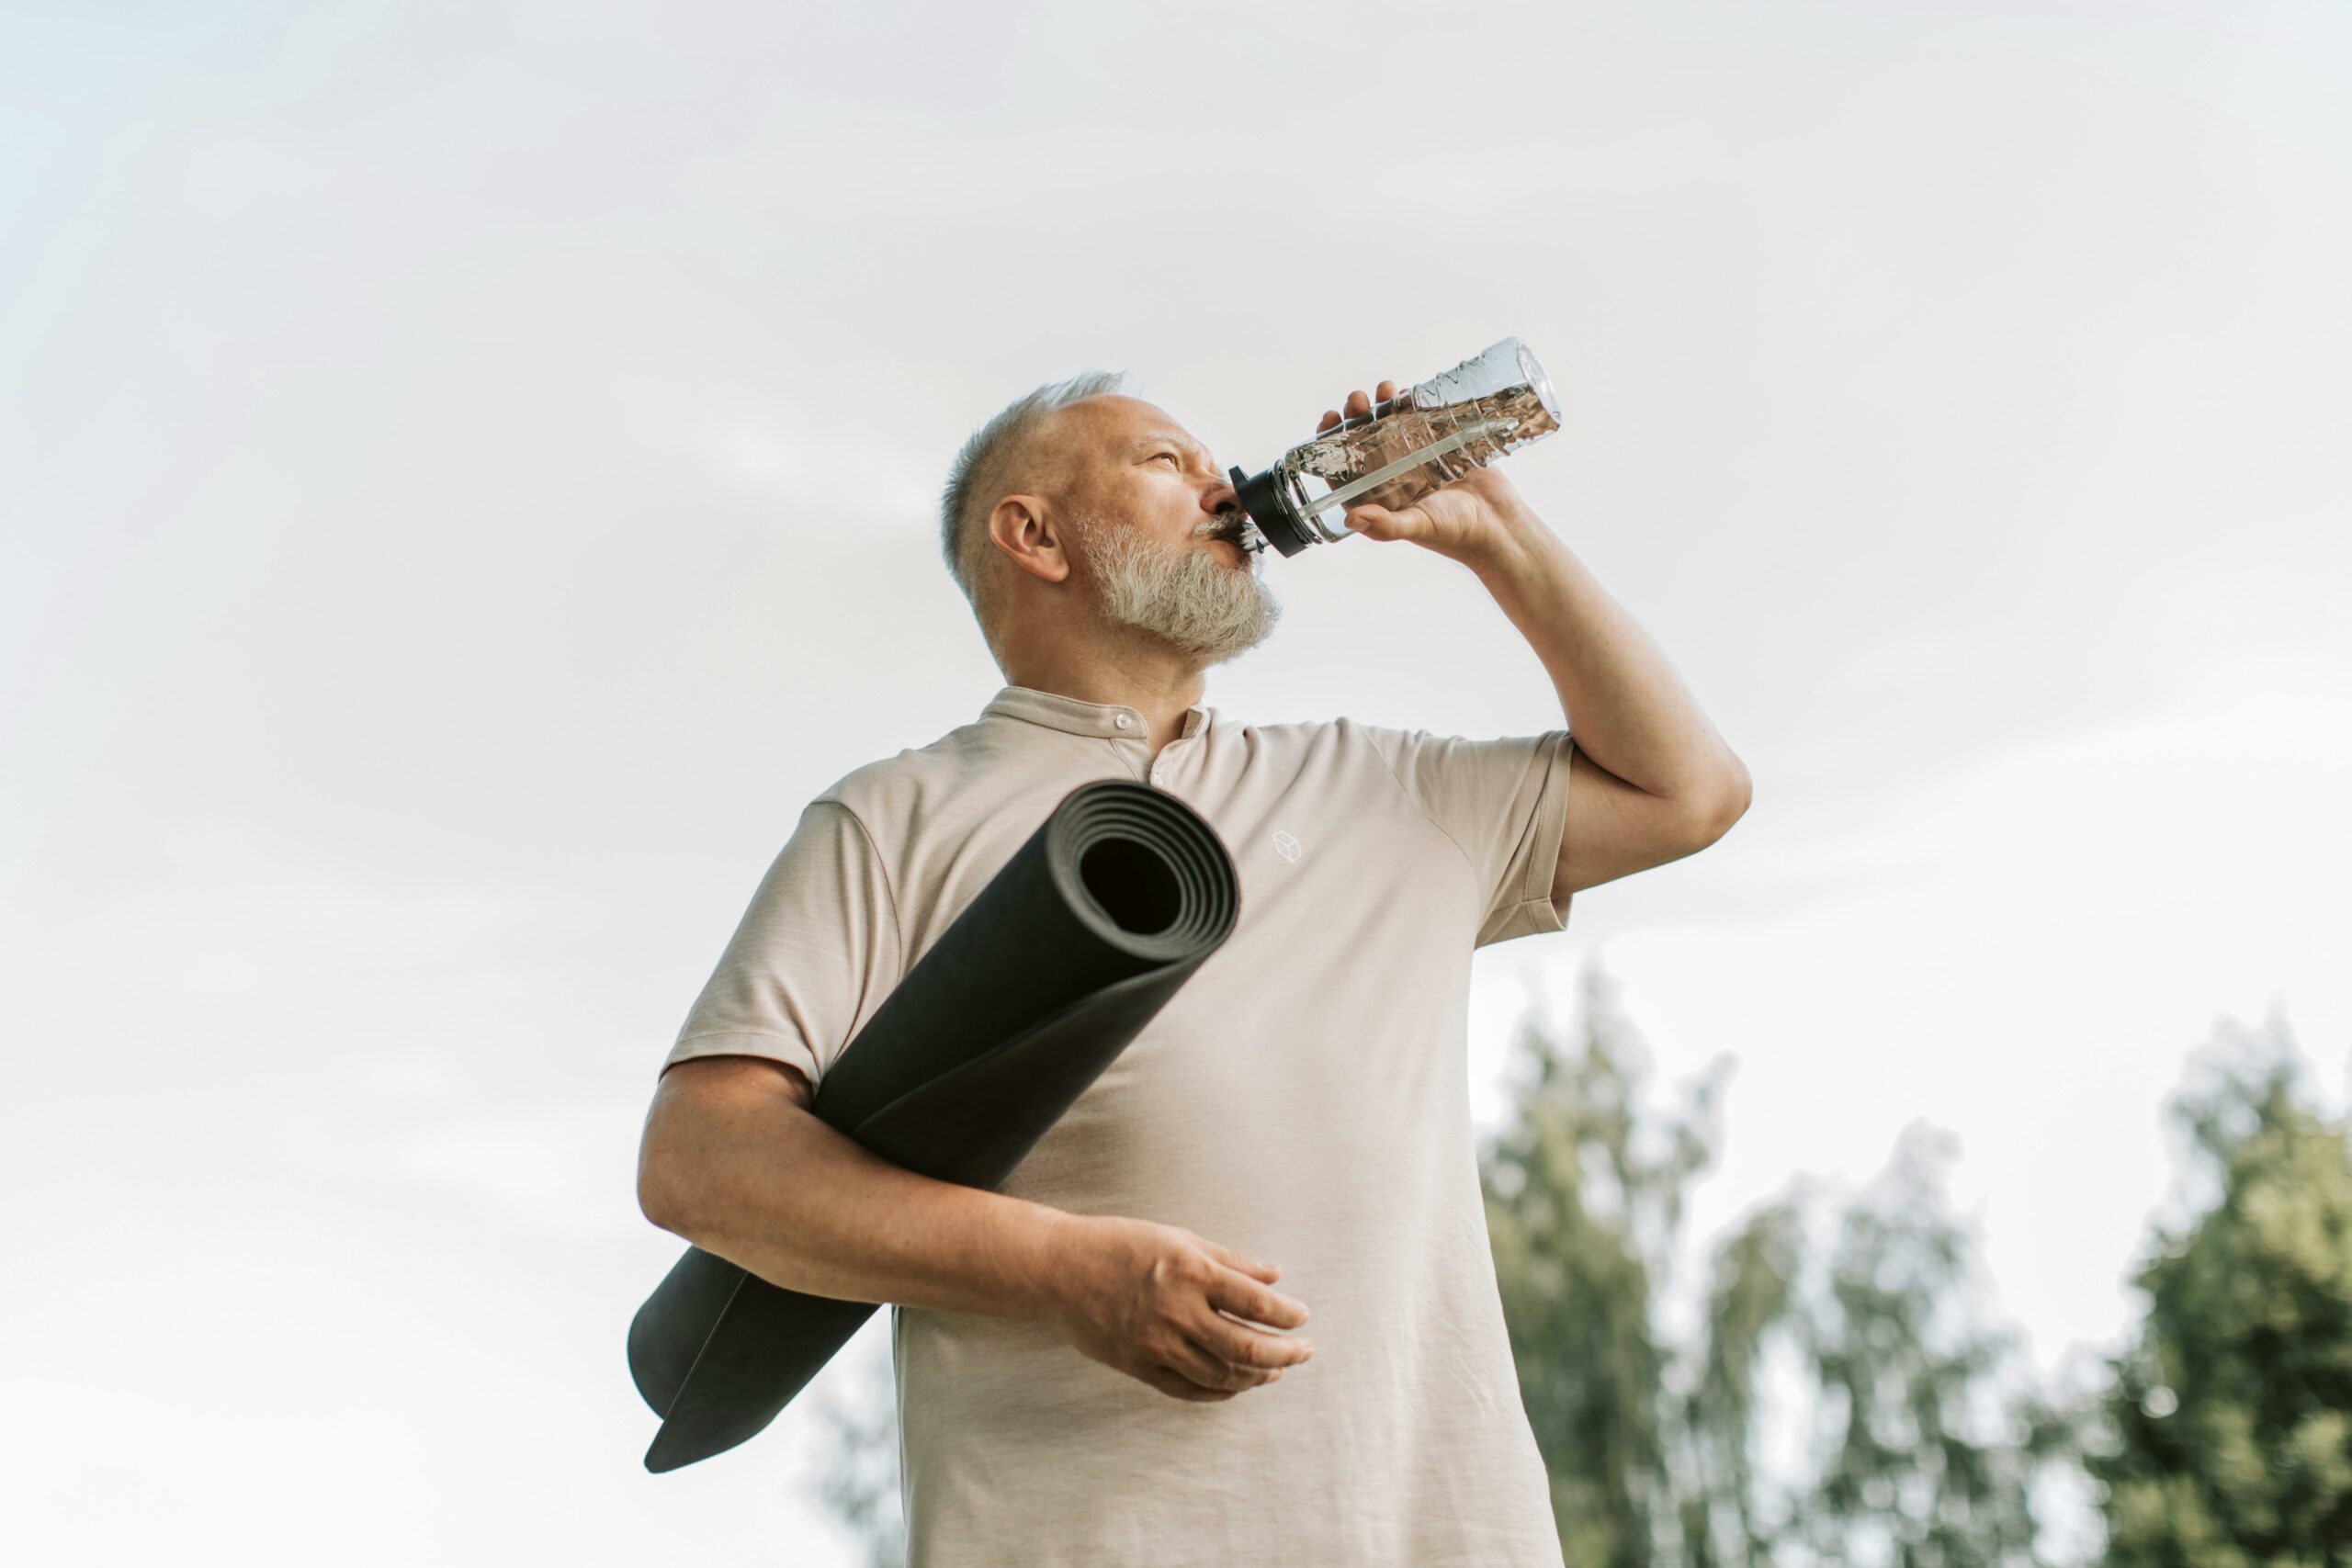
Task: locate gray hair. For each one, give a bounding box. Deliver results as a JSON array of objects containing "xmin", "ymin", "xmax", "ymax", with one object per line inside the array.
[{"xmin": 939, "ymin": 367, "xmax": 1137, "ymax": 623}]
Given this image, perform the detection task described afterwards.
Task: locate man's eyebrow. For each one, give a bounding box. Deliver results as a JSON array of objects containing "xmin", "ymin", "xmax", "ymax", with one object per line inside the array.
[{"xmin": 1125, "ymin": 432, "xmax": 1216, "ymax": 465}]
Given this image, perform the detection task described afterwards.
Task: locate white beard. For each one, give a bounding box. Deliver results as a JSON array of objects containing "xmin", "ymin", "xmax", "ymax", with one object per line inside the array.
[{"xmin": 1067, "ymin": 512, "xmax": 1283, "ymax": 667}]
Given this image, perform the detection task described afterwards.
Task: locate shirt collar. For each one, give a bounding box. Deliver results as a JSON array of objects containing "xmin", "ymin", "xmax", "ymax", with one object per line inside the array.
[{"xmin": 979, "ymin": 683, "xmax": 1213, "ymax": 741}]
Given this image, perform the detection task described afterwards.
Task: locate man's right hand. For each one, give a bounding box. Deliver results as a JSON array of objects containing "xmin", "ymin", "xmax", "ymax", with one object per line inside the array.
[{"xmin": 1036, "ymin": 1213, "xmax": 1315, "ymax": 1402}]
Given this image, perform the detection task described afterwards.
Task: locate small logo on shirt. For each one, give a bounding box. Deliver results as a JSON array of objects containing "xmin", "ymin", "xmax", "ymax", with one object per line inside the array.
[{"xmin": 1271, "ymin": 829, "xmax": 1301, "ymax": 863}]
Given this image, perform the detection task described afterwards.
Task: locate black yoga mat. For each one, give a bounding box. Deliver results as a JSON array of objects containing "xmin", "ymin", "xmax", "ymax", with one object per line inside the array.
[{"xmin": 629, "ymin": 777, "xmax": 1241, "ymax": 1473}]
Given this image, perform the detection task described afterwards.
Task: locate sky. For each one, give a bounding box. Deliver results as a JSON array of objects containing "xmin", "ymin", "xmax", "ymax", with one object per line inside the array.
[{"xmin": 4, "ymin": 1, "xmax": 2347, "ymax": 1562}]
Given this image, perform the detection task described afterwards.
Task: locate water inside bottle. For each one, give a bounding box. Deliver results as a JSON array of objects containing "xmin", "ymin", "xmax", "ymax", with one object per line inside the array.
[{"xmin": 1291, "ymin": 381, "xmax": 1561, "ymax": 516}]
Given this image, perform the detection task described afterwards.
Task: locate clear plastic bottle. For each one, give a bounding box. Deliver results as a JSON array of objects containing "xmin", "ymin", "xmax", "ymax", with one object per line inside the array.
[{"xmin": 1224, "ymin": 337, "xmax": 1561, "ymax": 557}]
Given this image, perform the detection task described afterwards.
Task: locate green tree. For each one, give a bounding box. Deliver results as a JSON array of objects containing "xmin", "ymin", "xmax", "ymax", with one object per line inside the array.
[
  {"xmin": 1481, "ymin": 961, "xmax": 2071, "ymax": 1566},
  {"xmin": 2081, "ymin": 1011, "xmax": 2352, "ymax": 1564},
  {"xmin": 1481, "ymin": 962, "xmax": 1729, "ymax": 1566},
  {"xmin": 1677, "ymin": 1190, "xmax": 1805, "ymax": 1567},
  {"xmin": 1764, "ymin": 1122, "xmax": 2072, "ymax": 1568},
  {"xmin": 811, "ymin": 1338, "xmax": 906, "ymax": 1568}
]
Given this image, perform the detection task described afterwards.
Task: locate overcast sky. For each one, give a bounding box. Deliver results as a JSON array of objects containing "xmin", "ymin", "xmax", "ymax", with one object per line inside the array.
[{"xmin": 6, "ymin": 2, "xmax": 2348, "ymax": 1562}]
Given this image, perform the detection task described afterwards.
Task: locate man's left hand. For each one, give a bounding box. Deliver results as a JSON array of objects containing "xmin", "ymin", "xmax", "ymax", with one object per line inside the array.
[{"xmin": 1317, "ymin": 378, "xmax": 1544, "ymax": 568}]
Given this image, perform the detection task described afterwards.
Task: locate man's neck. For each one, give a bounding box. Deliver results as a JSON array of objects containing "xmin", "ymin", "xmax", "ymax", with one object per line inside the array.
[{"xmin": 1001, "ymin": 657, "xmax": 1206, "ymax": 755}]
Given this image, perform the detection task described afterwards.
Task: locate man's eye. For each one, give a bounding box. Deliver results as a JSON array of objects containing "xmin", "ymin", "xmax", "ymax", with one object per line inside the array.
[{"xmin": 1154, "ymin": 452, "xmax": 1181, "ymax": 465}]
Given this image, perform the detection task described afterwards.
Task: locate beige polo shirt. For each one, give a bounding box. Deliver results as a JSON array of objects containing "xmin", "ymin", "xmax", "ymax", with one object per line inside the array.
[{"xmin": 666, "ymin": 683, "xmax": 1577, "ymax": 1567}]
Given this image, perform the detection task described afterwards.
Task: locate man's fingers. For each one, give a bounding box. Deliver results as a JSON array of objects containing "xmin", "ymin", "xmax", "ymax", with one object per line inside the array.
[
  {"xmin": 1200, "ymin": 1310, "xmax": 1315, "ymax": 1372},
  {"xmin": 1326, "ymin": 377, "xmax": 1401, "ymax": 434},
  {"xmin": 1146, "ymin": 1366, "xmax": 1227, "ymax": 1403},
  {"xmin": 1205, "ymin": 1239, "xmax": 1280, "ymax": 1280},
  {"xmin": 1340, "ymin": 380, "xmax": 1399, "ymax": 419},
  {"xmin": 1168, "ymin": 1331, "xmax": 1259, "ymax": 1393},
  {"xmin": 1209, "ymin": 1267, "xmax": 1310, "ymax": 1330}
]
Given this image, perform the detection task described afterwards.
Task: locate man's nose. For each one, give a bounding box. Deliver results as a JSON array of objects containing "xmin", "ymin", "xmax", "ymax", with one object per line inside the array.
[{"xmin": 1203, "ymin": 473, "xmax": 1240, "ymax": 515}]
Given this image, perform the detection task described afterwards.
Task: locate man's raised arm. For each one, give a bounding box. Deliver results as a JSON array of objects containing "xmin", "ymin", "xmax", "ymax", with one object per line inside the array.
[{"xmin": 1323, "ymin": 376, "xmax": 1751, "ymax": 898}]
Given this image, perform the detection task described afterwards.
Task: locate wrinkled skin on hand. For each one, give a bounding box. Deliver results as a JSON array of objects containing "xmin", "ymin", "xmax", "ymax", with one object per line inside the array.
[{"xmin": 1042, "ymin": 1213, "xmax": 1317, "ymax": 1403}]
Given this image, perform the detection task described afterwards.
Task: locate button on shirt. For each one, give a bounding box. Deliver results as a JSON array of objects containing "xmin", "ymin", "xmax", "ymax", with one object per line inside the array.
[{"xmin": 666, "ymin": 684, "xmax": 1577, "ymax": 1567}]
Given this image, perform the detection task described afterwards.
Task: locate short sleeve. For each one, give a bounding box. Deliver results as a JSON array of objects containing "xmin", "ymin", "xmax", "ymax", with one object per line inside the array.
[
  {"xmin": 663, "ymin": 797, "xmax": 904, "ymax": 1097},
  {"xmin": 1367, "ymin": 726, "xmax": 1577, "ymax": 948}
]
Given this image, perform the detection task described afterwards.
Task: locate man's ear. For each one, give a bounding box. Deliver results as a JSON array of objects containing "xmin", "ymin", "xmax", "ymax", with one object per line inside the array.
[{"xmin": 989, "ymin": 494, "xmax": 1071, "ymax": 584}]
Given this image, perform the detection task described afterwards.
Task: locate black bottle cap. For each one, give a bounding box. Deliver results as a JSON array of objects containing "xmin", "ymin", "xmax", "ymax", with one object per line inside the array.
[{"xmin": 1227, "ymin": 465, "xmax": 1316, "ymax": 557}]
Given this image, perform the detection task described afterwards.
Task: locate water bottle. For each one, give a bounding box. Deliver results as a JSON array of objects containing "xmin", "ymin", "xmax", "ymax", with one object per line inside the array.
[{"xmin": 1223, "ymin": 337, "xmax": 1562, "ymax": 558}]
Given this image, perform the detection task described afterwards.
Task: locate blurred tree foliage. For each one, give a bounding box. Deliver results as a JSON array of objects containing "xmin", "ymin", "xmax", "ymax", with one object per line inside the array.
[
  {"xmin": 812, "ymin": 1335, "xmax": 906, "ymax": 1568},
  {"xmin": 1481, "ymin": 962, "xmax": 2074, "ymax": 1566},
  {"xmin": 2075, "ymin": 1013, "xmax": 2352, "ymax": 1563}
]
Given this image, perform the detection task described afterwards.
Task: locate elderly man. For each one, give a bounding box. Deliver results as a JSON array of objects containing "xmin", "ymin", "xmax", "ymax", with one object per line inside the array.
[{"xmin": 636, "ymin": 369, "xmax": 1751, "ymax": 1566}]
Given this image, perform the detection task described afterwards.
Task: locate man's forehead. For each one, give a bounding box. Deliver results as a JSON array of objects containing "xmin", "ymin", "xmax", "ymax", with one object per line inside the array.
[{"xmin": 1066, "ymin": 395, "xmax": 1210, "ymax": 459}]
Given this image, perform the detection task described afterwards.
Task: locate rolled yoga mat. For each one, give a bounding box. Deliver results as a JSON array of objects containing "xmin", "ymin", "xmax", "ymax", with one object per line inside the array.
[{"xmin": 629, "ymin": 777, "xmax": 1242, "ymax": 1473}]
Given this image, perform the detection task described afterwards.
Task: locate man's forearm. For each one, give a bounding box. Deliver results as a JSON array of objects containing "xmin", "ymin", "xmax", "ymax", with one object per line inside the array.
[
  {"xmin": 650, "ymin": 1091, "xmax": 1071, "ymax": 1321},
  {"xmin": 1469, "ymin": 507, "xmax": 1747, "ymax": 809}
]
